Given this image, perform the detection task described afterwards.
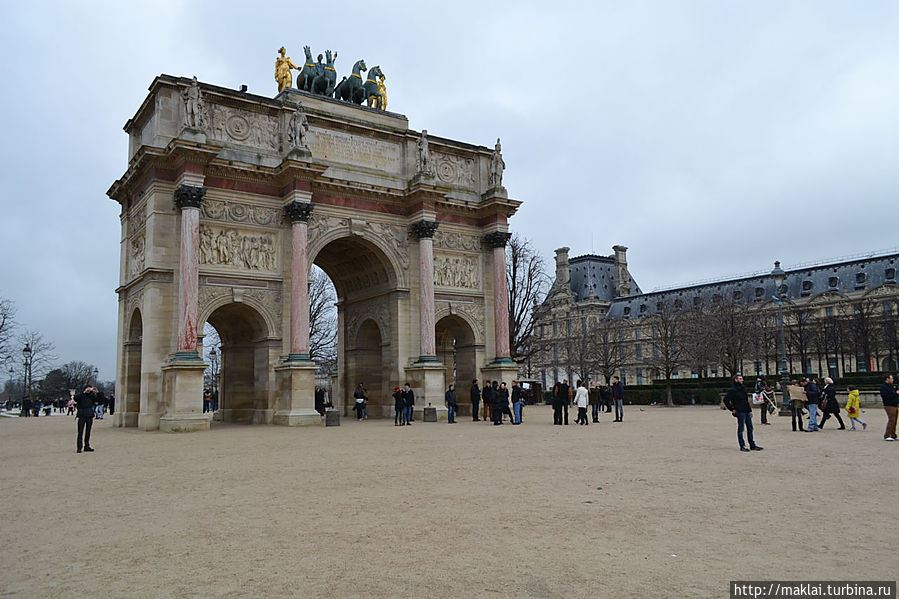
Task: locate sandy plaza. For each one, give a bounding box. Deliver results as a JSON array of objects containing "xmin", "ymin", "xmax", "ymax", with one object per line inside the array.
[{"xmin": 1, "ymin": 405, "xmax": 896, "ymax": 598}]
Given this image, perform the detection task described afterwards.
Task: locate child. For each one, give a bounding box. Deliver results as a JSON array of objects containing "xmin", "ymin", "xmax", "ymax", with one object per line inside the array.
[{"xmin": 845, "ymin": 386, "xmax": 867, "ymax": 431}]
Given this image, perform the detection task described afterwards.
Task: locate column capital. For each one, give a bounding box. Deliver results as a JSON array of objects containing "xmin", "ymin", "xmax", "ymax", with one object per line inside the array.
[
  {"xmin": 284, "ymin": 201, "xmax": 314, "ymax": 223},
  {"xmin": 174, "ymin": 184, "xmax": 206, "ymax": 210},
  {"xmin": 484, "ymin": 231, "xmax": 512, "ymax": 249},
  {"xmin": 410, "ymin": 220, "xmax": 439, "ymax": 239}
]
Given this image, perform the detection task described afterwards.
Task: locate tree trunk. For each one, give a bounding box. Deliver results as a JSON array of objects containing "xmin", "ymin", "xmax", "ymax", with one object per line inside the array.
[{"xmin": 666, "ymin": 380, "xmax": 673, "ymax": 407}]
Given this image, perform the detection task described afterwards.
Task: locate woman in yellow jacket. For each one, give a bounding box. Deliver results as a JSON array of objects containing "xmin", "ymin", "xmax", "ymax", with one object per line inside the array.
[{"xmin": 845, "ymin": 386, "xmax": 867, "ymax": 431}]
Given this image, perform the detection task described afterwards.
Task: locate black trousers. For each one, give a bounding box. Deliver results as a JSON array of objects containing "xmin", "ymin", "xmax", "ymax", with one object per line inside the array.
[
  {"xmin": 493, "ymin": 405, "xmax": 503, "ymax": 424},
  {"xmin": 553, "ymin": 402, "xmax": 562, "ymax": 425},
  {"xmin": 577, "ymin": 407, "xmax": 589, "ymax": 425},
  {"xmin": 562, "ymin": 402, "xmax": 569, "ymax": 425},
  {"xmin": 471, "ymin": 401, "xmax": 480, "ymax": 420},
  {"xmin": 820, "ymin": 411, "xmax": 845, "ymax": 428},
  {"xmin": 77, "ymin": 417, "xmax": 93, "ymax": 450},
  {"xmin": 791, "ymin": 404, "xmax": 804, "ymax": 431}
]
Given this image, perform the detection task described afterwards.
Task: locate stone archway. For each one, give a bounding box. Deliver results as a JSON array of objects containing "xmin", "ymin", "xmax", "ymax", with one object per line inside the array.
[
  {"xmin": 118, "ymin": 309, "xmax": 142, "ymax": 427},
  {"xmin": 435, "ymin": 315, "xmax": 478, "ymax": 416},
  {"xmin": 204, "ymin": 302, "xmax": 277, "ymax": 424},
  {"xmin": 109, "ymin": 74, "xmax": 522, "ymax": 431}
]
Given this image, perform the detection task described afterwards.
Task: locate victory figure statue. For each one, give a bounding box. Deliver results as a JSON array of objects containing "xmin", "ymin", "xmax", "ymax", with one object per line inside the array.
[
  {"xmin": 288, "ymin": 102, "xmax": 310, "ymax": 151},
  {"xmin": 182, "ymin": 76, "xmax": 207, "ymax": 131}
]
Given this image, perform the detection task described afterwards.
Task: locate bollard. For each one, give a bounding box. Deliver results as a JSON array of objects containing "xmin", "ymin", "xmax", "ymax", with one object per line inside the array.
[
  {"xmin": 325, "ymin": 408, "xmax": 340, "ymax": 426},
  {"xmin": 423, "ymin": 404, "xmax": 437, "ymax": 422}
]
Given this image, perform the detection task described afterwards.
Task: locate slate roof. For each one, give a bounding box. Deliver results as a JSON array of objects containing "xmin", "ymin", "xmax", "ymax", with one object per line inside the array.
[
  {"xmin": 568, "ymin": 254, "xmax": 642, "ymax": 302},
  {"xmin": 603, "ymin": 252, "xmax": 899, "ymax": 319}
]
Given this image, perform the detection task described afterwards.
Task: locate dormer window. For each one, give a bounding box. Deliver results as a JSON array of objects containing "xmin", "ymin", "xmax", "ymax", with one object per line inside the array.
[{"xmin": 828, "ymin": 277, "xmax": 839, "ymax": 289}]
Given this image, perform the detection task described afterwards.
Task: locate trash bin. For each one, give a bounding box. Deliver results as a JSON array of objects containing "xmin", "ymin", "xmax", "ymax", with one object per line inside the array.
[
  {"xmin": 325, "ymin": 408, "xmax": 340, "ymax": 426},
  {"xmin": 423, "ymin": 405, "xmax": 437, "ymax": 422}
]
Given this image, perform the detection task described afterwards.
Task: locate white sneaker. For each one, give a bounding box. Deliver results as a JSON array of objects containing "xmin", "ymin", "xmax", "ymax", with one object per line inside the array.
[{"xmin": 885, "ymin": 438, "xmax": 895, "ymax": 442}]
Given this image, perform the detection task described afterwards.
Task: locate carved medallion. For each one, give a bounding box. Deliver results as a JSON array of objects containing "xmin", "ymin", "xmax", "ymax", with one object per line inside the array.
[{"xmin": 225, "ymin": 115, "xmax": 251, "ymax": 141}]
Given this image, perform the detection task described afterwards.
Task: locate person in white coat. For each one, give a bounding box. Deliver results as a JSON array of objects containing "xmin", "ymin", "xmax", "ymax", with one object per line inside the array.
[{"xmin": 574, "ymin": 380, "xmax": 590, "ymax": 426}]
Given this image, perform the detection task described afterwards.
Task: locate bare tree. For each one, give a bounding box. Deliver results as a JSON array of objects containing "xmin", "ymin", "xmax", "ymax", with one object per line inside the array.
[
  {"xmin": 0, "ymin": 298, "xmax": 17, "ymax": 367},
  {"xmin": 643, "ymin": 301, "xmax": 689, "ymax": 406},
  {"xmin": 506, "ymin": 233, "xmax": 550, "ymax": 364},
  {"xmin": 17, "ymin": 330, "xmax": 57, "ymax": 383},
  {"xmin": 784, "ymin": 304, "xmax": 816, "ymax": 374},
  {"xmin": 309, "ymin": 266, "xmax": 337, "ymax": 371},
  {"xmin": 593, "ymin": 318, "xmax": 631, "ymax": 384},
  {"xmin": 704, "ymin": 302, "xmax": 753, "ymax": 377},
  {"xmin": 61, "ymin": 361, "xmax": 98, "ymax": 392}
]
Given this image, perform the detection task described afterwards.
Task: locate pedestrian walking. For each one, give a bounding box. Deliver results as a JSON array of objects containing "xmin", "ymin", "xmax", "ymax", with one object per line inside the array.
[
  {"xmin": 723, "ymin": 374, "xmax": 763, "ymax": 452},
  {"xmin": 445, "ymin": 384, "xmax": 457, "ymax": 423},
  {"xmin": 73, "ymin": 386, "xmax": 99, "ymax": 453},
  {"xmin": 559, "ymin": 379, "xmax": 570, "ymax": 425},
  {"xmin": 470, "ymin": 379, "xmax": 481, "ymax": 421},
  {"xmin": 844, "ymin": 386, "xmax": 867, "ymax": 431},
  {"xmin": 551, "ymin": 381, "xmax": 563, "ymax": 425},
  {"xmin": 788, "ymin": 380, "xmax": 805, "ymax": 431},
  {"xmin": 879, "ymin": 374, "xmax": 898, "ymax": 441},
  {"xmin": 574, "ymin": 380, "xmax": 589, "ymax": 425},
  {"xmin": 588, "ymin": 382, "xmax": 601, "ymax": 423},
  {"xmin": 818, "ymin": 377, "xmax": 845, "ymax": 430},
  {"xmin": 612, "ymin": 376, "xmax": 624, "ymax": 422}
]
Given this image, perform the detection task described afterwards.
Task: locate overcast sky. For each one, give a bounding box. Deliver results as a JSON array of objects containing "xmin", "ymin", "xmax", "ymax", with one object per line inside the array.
[{"xmin": 1, "ymin": 1, "xmax": 897, "ymax": 381}]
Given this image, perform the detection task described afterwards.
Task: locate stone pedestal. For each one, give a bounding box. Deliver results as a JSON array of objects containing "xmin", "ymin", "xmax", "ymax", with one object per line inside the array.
[
  {"xmin": 113, "ymin": 412, "xmax": 138, "ymax": 428},
  {"xmin": 406, "ymin": 361, "xmax": 447, "ymax": 421},
  {"xmin": 160, "ymin": 357, "xmax": 209, "ymax": 433},
  {"xmin": 481, "ymin": 363, "xmax": 520, "ymax": 390},
  {"xmin": 273, "ymin": 360, "xmax": 321, "ymax": 426}
]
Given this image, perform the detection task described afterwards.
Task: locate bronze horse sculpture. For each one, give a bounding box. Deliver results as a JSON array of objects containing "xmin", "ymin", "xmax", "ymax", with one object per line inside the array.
[
  {"xmin": 333, "ymin": 59, "xmax": 368, "ymax": 104},
  {"xmin": 364, "ymin": 65, "xmax": 385, "ymax": 109},
  {"xmin": 298, "ymin": 46, "xmax": 338, "ymax": 96}
]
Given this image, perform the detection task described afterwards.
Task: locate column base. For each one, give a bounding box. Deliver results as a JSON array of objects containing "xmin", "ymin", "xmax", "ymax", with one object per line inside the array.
[
  {"xmin": 112, "ymin": 412, "xmax": 138, "ymax": 428},
  {"xmin": 481, "ymin": 362, "xmax": 520, "ymax": 388},
  {"xmin": 274, "ymin": 360, "xmax": 318, "ymax": 425},
  {"xmin": 405, "ymin": 361, "xmax": 445, "ymax": 410},
  {"xmin": 160, "ymin": 357, "xmax": 208, "ymax": 433}
]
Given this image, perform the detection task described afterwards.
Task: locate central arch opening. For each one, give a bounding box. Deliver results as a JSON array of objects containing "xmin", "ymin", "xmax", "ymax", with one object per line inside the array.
[
  {"xmin": 435, "ymin": 315, "xmax": 477, "ymax": 417},
  {"xmin": 311, "ymin": 234, "xmax": 400, "ymax": 418}
]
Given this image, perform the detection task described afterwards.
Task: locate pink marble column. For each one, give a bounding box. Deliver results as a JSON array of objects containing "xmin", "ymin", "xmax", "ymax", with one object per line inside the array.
[
  {"xmin": 485, "ymin": 231, "xmax": 513, "ymax": 363},
  {"xmin": 174, "ymin": 185, "xmax": 206, "ymax": 357},
  {"xmin": 411, "ymin": 220, "xmax": 439, "ymax": 361},
  {"xmin": 284, "ymin": 201, "xmax": 314, "ymax": 361}
]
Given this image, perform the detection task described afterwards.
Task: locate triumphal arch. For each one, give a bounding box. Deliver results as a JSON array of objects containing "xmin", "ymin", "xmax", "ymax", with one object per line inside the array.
[{"xmin": 108, "ymin": 69, "xmax": 520, "ymax": 431}]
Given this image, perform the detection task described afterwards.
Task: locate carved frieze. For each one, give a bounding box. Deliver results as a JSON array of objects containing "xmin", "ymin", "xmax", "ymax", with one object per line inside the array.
[
  {"xmin": 434, "ymin": 252, "xmax": 480, "ymax": 290},
  {"xmin": 435, "ymin": 300, "xmax": 486, "ymax": 342},
  {"xmin": 345, "ymin": 297, "xmax": 391, "ymax": 344},
  {"xmin": 199, "ymin": 285, "xmax": 282, "ymax": 328},
  {"xmin": 209, "ymin": 104, "xmax": 278, "ymax": 151},
  {"xmin": 201, "ymin": 199, "xmax": 281, "ymax": 226},
  {"xmin": 308, "ymin": 128, "xmax": 402, "ymax": 173},
  {"xmin": 433, "ymin": 152, "xmax": 476, "ymax": 189},
  {"xmin": 127, "ymin": 234, "xmax": 145, "ymax": 279},
  {"xmin": 307, "ymin": 214, "xmax": 350, "ymax": 250},
  {"xmin": 433, "ymin": 230, "xmax": 482, "ymax": 252},
  {"xmin": 129, "ymin": 201, "xmax": 148, "ymax": 233},
  {"xmin": 124, "ymin": 287, "xmax": 145, "ymax": 329},
  {"xmin": 199, "ymin": 225, "xmax": 277, "ymax": 271},
  {"xmin": 360, "ymin": 221, "xmax": 410, "ymax": 271}
]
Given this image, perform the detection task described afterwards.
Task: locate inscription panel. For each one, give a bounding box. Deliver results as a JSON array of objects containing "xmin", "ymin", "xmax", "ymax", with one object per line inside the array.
[{"xmin": 309, "ymin": 129, "xmax": 401, "ymax": 174}]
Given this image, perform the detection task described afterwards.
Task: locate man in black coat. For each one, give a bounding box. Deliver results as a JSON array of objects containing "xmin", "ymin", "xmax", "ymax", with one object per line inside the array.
[
  {"xmin": 482, "ymin": 380, "xmax": 493, "ymax": 423},
  {"xmin": 723, "ymin": 375, "xmax": 763, "ymax": 452},
  {"xmin": 73, "ymin": 386, "xmax": 99, "ymax": 453},
  {"xmin": 881, "ymin": 374, "xmax": 898, "ymax": 441},
  {"xmin": 558, "ymin": 379, "xmax": 570, "ymax": 425},
  {"xmin": 403, "ymin": 383, "xmax": 415, "ymax": 425},
  {"xmin": 470, "ymin": 379, "xmax": 481, "ymax": 421},
  {"xmin": 551, "ymin": 381, "xmax": 562, "ymax": 425},
  {"xmin": 445, "ymin": 384, "xmax": 458, "ymax": 424}
]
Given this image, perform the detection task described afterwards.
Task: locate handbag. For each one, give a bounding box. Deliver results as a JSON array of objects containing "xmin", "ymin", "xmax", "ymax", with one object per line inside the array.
[{"xmin": 751, "ymin": 393, "xmax": 765, "ymax": 406}]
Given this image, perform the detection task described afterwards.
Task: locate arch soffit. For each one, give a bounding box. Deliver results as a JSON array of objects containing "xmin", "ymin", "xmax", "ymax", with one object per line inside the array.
[
  {"xmin": 435, "ymin": 306, "xmax": 483, "ymax": 346},
  {"xmin": 354, "ymin": 317, "xmax": 383, "ymax": 346},
  {"xmin": 199, "ymin": 294, "xmax": 278, "ymax": 341},
  {"xmin": 127, "ymin": 307, "xmax": 143, "ymax": 341},
  {"xmin": 308, "ymin": 226, "xmax": 409, "ymax": 290}
]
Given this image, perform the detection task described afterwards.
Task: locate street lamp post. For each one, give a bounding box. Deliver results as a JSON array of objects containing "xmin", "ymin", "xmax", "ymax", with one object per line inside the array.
[
  {"xmin": 208, "ymin": 348, "xmax": 219, "ymax": 412},
  {"xmin": 92, "ymin": 368, "xmax": 99, "ymax": 386},
  {"xmin": 22, "ymin": 343, "xmax": 32, "ymax": 417},
  {"xmin": 771, "ymin": 262, "xmax": 792, "ymax": 416}
]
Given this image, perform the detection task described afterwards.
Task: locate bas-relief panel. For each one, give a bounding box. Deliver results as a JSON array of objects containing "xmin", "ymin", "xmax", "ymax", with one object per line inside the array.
[
  {"xmin": 127, "ymin": 234, "xmax": 145, "ymax": 279},
  {"xmin": 432, "ymin": 152, "xmax": 476, "ymax": 190},
  {"xmin": 433, "ymin": 230, "xmax": 482, "ymax": 252},
  {"xmin": 199, "ymin": 225, "xmax": 277, "ymax": 271},
  {"xmin": 434, "ymin": 252, "xmax": 480, "ymax": 290},
  {"xmin": 308, "ymin": 128, "xmax": 402, "ymax": 174},
  {"xmin": 209, "ymin": 104, "xmax": 279, "ymax": 151}
]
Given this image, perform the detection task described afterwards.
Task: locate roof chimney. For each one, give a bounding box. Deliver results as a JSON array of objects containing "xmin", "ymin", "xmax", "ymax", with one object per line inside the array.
[
  {"xmin": 554, "ymin": 247, "xmax": 570, "ymax": 287},
  {"xmin": 613, "ymin": 245, "xmax": 631, "ymax": 297}
]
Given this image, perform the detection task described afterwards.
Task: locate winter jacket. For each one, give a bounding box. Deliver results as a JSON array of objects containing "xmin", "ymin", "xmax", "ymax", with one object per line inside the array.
[
  {"xmin": 73, "ymin": 391, "xmax": 97, "ymax": 419},
  {"xmin": 724, "ymin": 384, "xmax": 751, "ymax": 413},
  {"xmin": 804, "ymin": 382, "xmax": 821, "ymax": 405},
  {"xmin": 393, "ymin": 390, "xmax": 405, "ymax": 411},
  {"xmin": 880, "ymin": 382, "xmax": 898, "ymax": 407},
  {"xmin": 574, "ymin": 386, "xmax": 589, "ymax": 408},
  {"xmin": 588, "ymin": 387, "xmax": 601, "ymax": 405},
  {"xmin": 612, "ymin": 381, "xmax": 624, "ymax": 401},
  {"xmin": 403, "ymin": 388, "xmax": 415, "ymax": 407},
  {"xmin": 822, "ymin": 384, "xmax": 839, "ymax": 413},
  {"xmin": 845, "ymin": 390, "xmax": 861, "ymax": 418},
  {"xmin": 511, "ymin": 385, "xmax": 523, "ymax": 404},
  {"xmin": 445, "ymin": 389, "xmax": 457, "ymax": 408},
  {"xmin": 470, "ymin": 384, "xmax": 480, "ymax": 403}
]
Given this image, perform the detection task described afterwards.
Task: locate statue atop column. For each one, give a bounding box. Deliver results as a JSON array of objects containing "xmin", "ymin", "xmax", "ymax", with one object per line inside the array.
[
  {"xmin": 181, "ymin": 76, "xmax": 207, "ymax": 132},
  {"xmin": 417, "ymin": 130, "xmax": 433, "ymax": 177},
  {"xmin": 488, "ymin": 137, "xmax": 505, "ymax": 189},
  {"xmin": 287, "ymin": 101, "xmax": 310, "ymax": 153},
  {"xmin": 274, "ymin": 46, "xmax": 300, "ymax": 92}
]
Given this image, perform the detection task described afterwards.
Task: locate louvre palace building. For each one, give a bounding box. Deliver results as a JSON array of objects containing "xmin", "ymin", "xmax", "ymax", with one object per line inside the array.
[{"xmin": 531, "ymin": 246, "xmax": 899, "ymax": 388}]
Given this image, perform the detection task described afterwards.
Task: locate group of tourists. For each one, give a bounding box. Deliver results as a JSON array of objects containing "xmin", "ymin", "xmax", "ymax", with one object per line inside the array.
[
  {"xmin": 548, "ymin": 377, "xmax": 625, "ymax": 425},
  {"xmin": 392, "ymin": 383, "xmax": 415, "ymax": 425},
  {"xmin": 466, "ymin": 379, "xmax": 523, "ymax": 425},
  {"xmin": 724, "ymin": 372, "xmax": 899, "ymax": 451}
]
